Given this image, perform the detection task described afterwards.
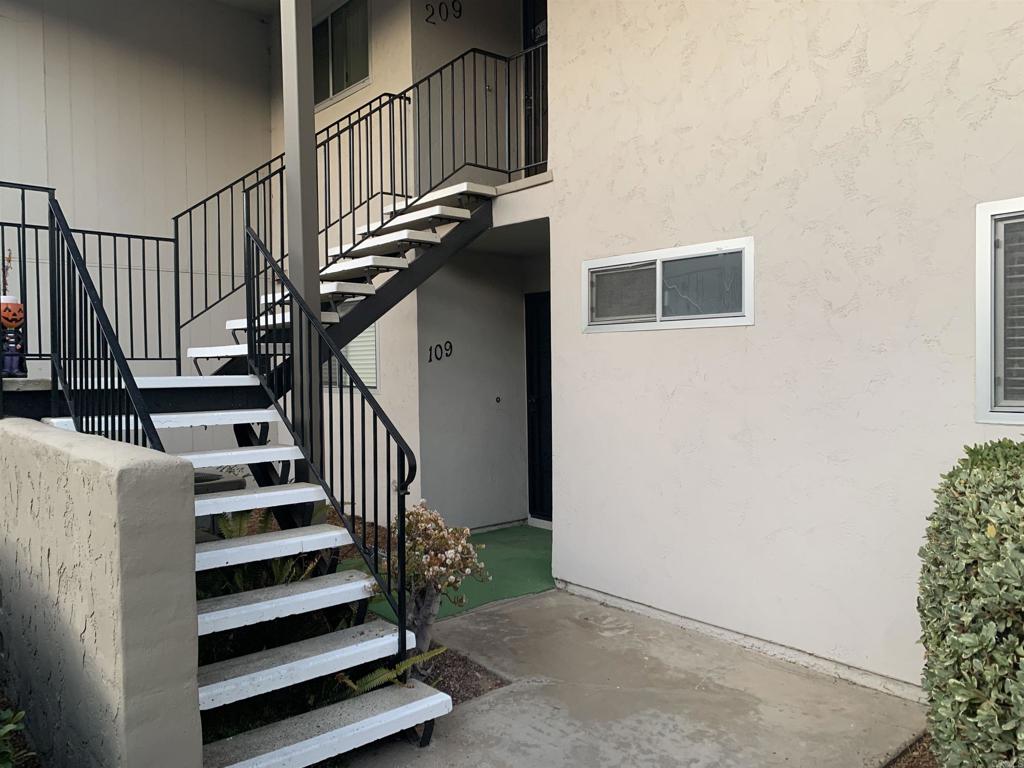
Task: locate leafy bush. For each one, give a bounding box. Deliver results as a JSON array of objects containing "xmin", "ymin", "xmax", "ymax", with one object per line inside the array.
[
  {"xmin": 387, "ymin": 501, "xmax": 489, "ymax": 653},
  {"xmin": 0, "ymin": 708, "xmax": 33, "ymax": 768},
  {"xmin": 919, "ymin": 438, "xmax": 1024, "ymax": 766}
]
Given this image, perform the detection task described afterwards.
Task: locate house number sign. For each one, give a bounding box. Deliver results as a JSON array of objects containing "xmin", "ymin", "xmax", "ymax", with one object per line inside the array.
[
  {"xmin": 427, "ymin": 340, "xmax": 453, "ymax": 362},
  {"xmin": 424, "ymin": 1, "xmax": 463, "ymax": 24}
]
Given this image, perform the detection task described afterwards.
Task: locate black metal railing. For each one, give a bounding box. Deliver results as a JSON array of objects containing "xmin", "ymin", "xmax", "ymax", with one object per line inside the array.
[
  {"xmin": 48, "ymin": 193, "xmax": 164, "ymax": 449},
  {"xmin": 318, "ymin": 43, "xmax": 548, "ymax": 268},
  {"xmin": 171, "ymin": 94, "xmax": 400, "ymax": 367},
  {"xmin": 243, "ymin": 222, "xmax": 412, "ymax": 657},
  {"xmin": 169, "ymin": 44, "xmax": 547, "ymax": 364},
  {"xmin": 0, "ymin": 183, "xmax": 177, "ymax": 365}
]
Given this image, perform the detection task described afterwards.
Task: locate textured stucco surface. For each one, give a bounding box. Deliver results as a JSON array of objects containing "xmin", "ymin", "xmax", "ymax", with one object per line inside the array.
[
  {"xmin": 0, "ymin": 419, "xmax": 200, "ymax": 767},
  {"xmin": 547, "ymin": 0, "xmax": 1024, "ymax": 686}
]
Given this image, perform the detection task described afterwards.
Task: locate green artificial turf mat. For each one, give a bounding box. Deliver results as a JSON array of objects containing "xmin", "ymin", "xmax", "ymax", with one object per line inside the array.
[{"xmin": 368, "ymin": 523, "xmax": 553, "ymax": 622}]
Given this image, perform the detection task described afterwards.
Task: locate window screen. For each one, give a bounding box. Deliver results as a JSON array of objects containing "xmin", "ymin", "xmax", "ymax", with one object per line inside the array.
[
  {"xmin": 324, "ymin": 324, "xmax": 377, "ymax": 389},
  {"xmin": 313, "ymin": 0, "xmax": 369, "ymax": 105},
  {"xmin": 662, "ymin": 251, "xmax": 743, "ymax": 319},
  {"xmin": 589, "ymin": 262, "xmax": 656, "ymax": 324},
  {"xmin": 997, "ymin": 217, "xmax": 1024, "ymax": 404}
]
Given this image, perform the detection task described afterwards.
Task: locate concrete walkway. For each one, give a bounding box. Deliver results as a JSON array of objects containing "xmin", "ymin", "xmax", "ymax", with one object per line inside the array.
[{"xmin": 354, "ymin": 591, "xmax": 925, "ymax": 767}]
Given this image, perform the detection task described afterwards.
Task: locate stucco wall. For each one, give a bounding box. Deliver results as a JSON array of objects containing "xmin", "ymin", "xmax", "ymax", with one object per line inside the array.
[
  {"xmin": 410, "ymin": 0, "xmax": 520, "ymax": 80},
  {"xmin": 546, "ymin": 0, "xmax": 1024, "ymax": 686},
  {"xmin": 418, "ymin": 247, "xmax": 533, "ymax": 528},
  {"xmin": 0, "ymin": 419, "xmax": 200, "ymax": 768}
]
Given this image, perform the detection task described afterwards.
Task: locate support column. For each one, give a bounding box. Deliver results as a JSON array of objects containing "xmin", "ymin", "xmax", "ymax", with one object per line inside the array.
[
  {"xmin": 280, "ymin": 0, "xmax": 322, "ymax": 488},
  {"xmin": 280, "ymin": 0, "xmax": 319, "ymax": 305}
]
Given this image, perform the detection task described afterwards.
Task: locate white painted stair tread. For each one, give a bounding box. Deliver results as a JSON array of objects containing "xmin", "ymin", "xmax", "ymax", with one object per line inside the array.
[
  {"xmin": 197, "ymin": 569, "xmax": 375, "ymax": 636},
  {"xmin": 356, "ymin": 204, "xmax": 470, "ymax": 236},
  {"xmin": 202, "ymin": 679, "xmax": 452, "ymax": 767},
  {"xmin": 226, "ymin": 312, "xmax": 340, "ymax": 331},
  {"xmin": 74, "ymin": 375, "xmax": 260, "ymax": 389},
  {"xmin": 260, "ymin": 281, "xmax": 375, "ymax": 304},
  {"xmin": 177, "ymin": 444, "xmax": 303, "ymax": 469},
  {"xmin": 325, "ymin": 229, "xmax": 441, "ymax": 260},
  {"xmin": 43, "ymin": 408, "xmax": 280, "ymax": 433},
  {"xmin": 194, "ymin": 483, "xmax": 327, "ymax": 518},
  {"xmin": 197, "ymin": 621, "xmax": 416, "ymax": 710},
  {"xmin": 387, "ymin": 181, "xmax": 497, "ymax": 213},
  {"xmin": 319, "ymin": 254, "xmax": 408, "ymax": 281},
  {"xmin": 187, "ymin": 343, "xmax": 247, "ymax": 359},
  {"xmin": 195, "ymin": 524, "xmax": 351, "ymax": 572}
]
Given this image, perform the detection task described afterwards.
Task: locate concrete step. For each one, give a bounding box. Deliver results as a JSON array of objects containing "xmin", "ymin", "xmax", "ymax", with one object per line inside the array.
[
  {"xmin": 195, "ymin": 524, "xmax": 350, "ymax": 572},
  {"xmin": 386, "ymin": 181, "xmax": 497, "ymax": 214},
  {"xmin": 187, "ymin": 344, "xmax": 247, "ymax": 360},
  {"xmin": 43, "ymin": 408, "xmax": 280, "ymax": 433},
  {"xmin": 197, "ymin": 569, "xmax": 375, "ymax": 636},
  {"xmin": 202, "ymin": 679, "xmax": 452, "ymax": 767},
  {"xmin": 197, "ymin": 620, "xmax": 416, "ymax": 710},
  {"xmin": 194, "ymin": 482, "xmax": 327, "ymax": 518},
  {"xmin": 320, "ymin": 254, "xmax": 408, "ymax": 281},
  {"xmin": 176, "ymin": 444, "xmax": 303, "ymax": 469},
  {"xmin": 356, "ymin": 204, "xmax": 470, "ymax": 236},
  {"xmin": 226, "ymin": 311, "xmax": 340, "ymax": 332}
]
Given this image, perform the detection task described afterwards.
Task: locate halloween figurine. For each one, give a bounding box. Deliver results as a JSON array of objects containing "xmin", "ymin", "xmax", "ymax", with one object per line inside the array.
[{"xmin": 1, "ymin": 251, "xmax": 27, "ymax": 378}]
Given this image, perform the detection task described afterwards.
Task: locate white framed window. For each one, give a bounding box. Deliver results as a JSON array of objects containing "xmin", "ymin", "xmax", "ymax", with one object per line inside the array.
[
  {"xmin": 581, "ymin": 237, "xmax": 755, "ymax": 333},
  {"xmin": 976, "ymin": 197, "xmax": 1024, "ymax": 423},
  {"xmin": 313, "ymin": 0, "xmax": 370, "ymax": 108},
  {"xmin": 324, "ymin": 323, "xmax": 378, "ymax": 389}
]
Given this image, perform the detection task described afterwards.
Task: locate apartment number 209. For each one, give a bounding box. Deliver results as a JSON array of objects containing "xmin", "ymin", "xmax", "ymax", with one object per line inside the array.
[{"xmin": 424, "ymin": 1, "xmax": 463, "ymax": 24}]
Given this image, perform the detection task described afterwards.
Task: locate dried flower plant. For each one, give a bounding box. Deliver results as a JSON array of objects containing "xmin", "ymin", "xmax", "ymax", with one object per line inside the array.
[{"xmin": 389, "ymin": 501, "xmax": 489, "ymax": 654}]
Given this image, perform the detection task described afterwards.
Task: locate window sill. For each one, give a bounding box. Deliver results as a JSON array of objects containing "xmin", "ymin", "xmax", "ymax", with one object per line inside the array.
[
  {"xmin": 314, "ymin": 77, "xmax": 372, "ymax": 115},
  {"xmin": 975, "ymin": 408, "xmax": 1024, "ymax": 425},
  {"xmin": 583, "ymin": 315, "xmax": 754, "ymax": 334}
]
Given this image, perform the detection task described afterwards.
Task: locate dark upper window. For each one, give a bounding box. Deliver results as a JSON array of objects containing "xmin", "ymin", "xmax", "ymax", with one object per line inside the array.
[{"xmin": 313, "ymin": 0, "xmax": 369, "ymax": 105}]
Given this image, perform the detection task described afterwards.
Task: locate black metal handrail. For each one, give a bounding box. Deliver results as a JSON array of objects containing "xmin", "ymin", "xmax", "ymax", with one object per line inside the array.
[
  {"xmin": 48, "ymin": 194, "xmax": 164, "ymax": 450},
  {"xmin": 0, "ymin": 181, "xmax": 178, "ymax": 366},
  {"xmin": 243, "ymin": 222, "xmax": 412, "ymax": 657},
  {"xmin": 317, "ymin": 43, "xmax": 548, "ymax": 270},
  {"xmin": 171, "ymin": 93, "xmax": 402, "ymax": 372},
  {"xmin": 173, "ymin": 44, "xmax": 548, "ymax": 346},
  {"xmin": 0, "ymin": 220, "xmax": 177, "ymax": 362}
]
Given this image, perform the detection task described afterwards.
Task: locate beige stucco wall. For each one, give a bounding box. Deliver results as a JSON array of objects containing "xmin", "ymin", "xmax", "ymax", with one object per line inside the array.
[
  {"xmin": 546, "ymin": 0, "xmax": 1024, "ymax": 686},
  {"xmin": 410, "ymin": 0, "xmax": 520, "ymax": 80},
  {"xmin": 0, "ymin": 419, "xmax": 199, "ymax": 768}
]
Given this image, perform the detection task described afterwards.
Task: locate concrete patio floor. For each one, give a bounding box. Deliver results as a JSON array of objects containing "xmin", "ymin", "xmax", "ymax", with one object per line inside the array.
[{"xmin": 354, "ymin": 590, "xmax": 925, "ymax": 767}]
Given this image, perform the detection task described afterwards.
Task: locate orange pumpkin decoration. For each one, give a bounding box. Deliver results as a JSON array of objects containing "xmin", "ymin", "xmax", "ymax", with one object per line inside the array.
[{"xmin": 0, "ymin": 300, "xmax": 24, "ymax": 330}]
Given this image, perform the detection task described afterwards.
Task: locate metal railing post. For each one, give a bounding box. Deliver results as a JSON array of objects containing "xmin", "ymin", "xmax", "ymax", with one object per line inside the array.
[
  {"xmin": 172, "ymin": 217, "xmax": 183, "ymax": 376},
  {"xmin": 47, "ymin": 195, "xmax": 59, "ymax": 417}
]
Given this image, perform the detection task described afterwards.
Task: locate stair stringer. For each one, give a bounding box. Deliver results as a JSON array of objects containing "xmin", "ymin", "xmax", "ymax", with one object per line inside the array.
[{"xmin": 322, "ymin": 201, "xmax": 493, "ymax": 352}]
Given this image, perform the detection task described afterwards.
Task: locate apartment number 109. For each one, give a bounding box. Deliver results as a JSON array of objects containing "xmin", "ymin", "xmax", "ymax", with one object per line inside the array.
[
  {"xmin": 425, "ymin": 1, "xmax": 463, "ymax": 24},
  {"xmin": 427, "ymin": 341, "xmax": 454, "ymax": 362}
]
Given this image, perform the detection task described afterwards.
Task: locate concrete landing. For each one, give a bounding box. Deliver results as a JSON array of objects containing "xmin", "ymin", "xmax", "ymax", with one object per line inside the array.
[{"xmin": 354, "ymin": 590, "xmax": 925, "ymax": 767}]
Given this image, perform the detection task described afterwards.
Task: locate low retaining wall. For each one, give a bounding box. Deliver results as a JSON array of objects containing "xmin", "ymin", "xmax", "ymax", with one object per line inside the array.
[{"xmin": 0, "ymin": 418, "xmax": 200, "ymax": 768}]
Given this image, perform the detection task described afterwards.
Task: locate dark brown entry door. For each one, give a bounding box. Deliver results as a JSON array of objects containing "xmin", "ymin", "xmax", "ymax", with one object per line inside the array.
[{"xmin": 525, "ymin": 291, "xmax": 552, "ymax": 521}]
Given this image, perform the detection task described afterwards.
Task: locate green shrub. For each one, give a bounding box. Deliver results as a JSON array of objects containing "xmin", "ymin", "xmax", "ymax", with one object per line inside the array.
[
  {"xmin": 919, "ymin": 438, "xmax": 1024, "ymax": 766},
  {"xmin": 0, "ymin": 708, "xmax": 33, "ymax": 767}
]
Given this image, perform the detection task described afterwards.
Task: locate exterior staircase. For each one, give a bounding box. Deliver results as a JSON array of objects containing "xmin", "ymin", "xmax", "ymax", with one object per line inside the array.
[{"xmin": 15, "ymin": 42, "xmax": 547, "ymax": 767}]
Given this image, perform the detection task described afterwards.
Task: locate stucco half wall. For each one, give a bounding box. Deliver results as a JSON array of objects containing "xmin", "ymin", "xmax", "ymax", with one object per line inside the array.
[
  {"xmin": 547, "ymin": 0, "xmax": 1024, "ymax": 687},
  {"xmin": 0, "ymin": 418, "xmax": 200, "ymax": 768}
]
